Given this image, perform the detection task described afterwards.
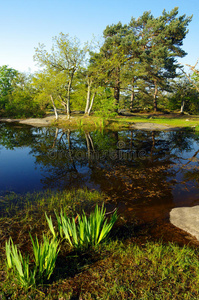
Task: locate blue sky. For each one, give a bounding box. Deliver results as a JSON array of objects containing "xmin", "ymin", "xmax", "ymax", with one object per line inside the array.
[{"xmin": 0, "ymin": 0, "xmax": 198, "ymax": 73}]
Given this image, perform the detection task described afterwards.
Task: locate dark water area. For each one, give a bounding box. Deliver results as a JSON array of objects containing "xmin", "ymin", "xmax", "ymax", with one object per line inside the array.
[{"xmin": 1, "ymin": 122, "xmax": 199, "ymax": 244}]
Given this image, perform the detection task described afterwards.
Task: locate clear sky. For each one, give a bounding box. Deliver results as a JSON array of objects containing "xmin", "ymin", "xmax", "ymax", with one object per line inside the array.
[{"xmin": 0, "ymin": 0, "xmax": 198, "ymax": 73}]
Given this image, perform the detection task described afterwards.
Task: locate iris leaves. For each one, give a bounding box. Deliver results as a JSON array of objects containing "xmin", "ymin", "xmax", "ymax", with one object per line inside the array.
[{"xmin": 46, "ymin": 204, "xmax": 118, "ymax": 250}]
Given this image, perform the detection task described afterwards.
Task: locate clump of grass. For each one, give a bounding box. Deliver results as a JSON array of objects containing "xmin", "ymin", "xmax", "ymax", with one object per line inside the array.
[
  {"xmin": 30, "ymin": 234, "xmax": 60, "ymax": 282},
  {"xmin": 46, "ymin": 204, "xmax": 118, "ymax": 250},
  {"xmin": 5, "ymin": 235, "xmax": 60, "ymax": 288},
  {"xmin": 6, "ymin": 238, "xmax": 36, "ymax": 288}
]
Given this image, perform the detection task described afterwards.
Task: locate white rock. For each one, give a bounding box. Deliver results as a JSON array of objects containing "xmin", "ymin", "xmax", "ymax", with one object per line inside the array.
[{"xmin": 170, "ymin": 206, "xmax": 199, "ymax": 240}]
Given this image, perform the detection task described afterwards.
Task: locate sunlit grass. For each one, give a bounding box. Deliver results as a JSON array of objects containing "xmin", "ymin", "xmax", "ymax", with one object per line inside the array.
[
  {"xmin": 2, "ymin": 239, "xmax": 199, "ymax": 298},
  {"xmin": 1, "ymin": 188, "xmax": 199, "ymax": 298},
  {"xmin": 54, "ymin": 113, "xmax": 199, "ymax": 131}
]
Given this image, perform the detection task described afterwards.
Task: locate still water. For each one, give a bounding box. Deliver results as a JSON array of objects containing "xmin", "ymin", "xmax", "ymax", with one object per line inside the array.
[{"xmin": 1, "ymin": 122, "xmax": 199, "ymax": 242}]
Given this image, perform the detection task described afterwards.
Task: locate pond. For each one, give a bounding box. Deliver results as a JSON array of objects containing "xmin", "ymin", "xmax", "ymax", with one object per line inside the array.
[{"xmin": 1, "ymin": 122, "xmax": 199, "ymax": 243}]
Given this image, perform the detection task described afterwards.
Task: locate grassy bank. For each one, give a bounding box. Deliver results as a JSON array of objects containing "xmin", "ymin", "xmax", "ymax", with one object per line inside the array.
[
  {"xmin": 1, "ymin": 189, "xmax": 199, "ymax": 299},
  {"xmin": 52, "ymin": 113, "xmax": 199, "ymax": 131}
]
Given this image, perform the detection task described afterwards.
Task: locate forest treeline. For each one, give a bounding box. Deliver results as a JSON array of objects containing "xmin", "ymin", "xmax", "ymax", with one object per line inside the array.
[{"xmin": 0, "ymin": 7, "xmax": 199, "ymax": 119}]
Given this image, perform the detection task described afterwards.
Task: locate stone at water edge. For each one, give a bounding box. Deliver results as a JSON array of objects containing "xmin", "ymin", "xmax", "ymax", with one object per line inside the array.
[{"xmin": 170, "ymin": 206, "xmax": 199, "ymax": 241}]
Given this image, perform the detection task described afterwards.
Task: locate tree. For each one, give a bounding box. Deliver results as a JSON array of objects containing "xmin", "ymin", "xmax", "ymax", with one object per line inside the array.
[
  {"xmin": 32, "ymin": 69, "xmax": 67, "ymax": 120},
  {"xmin": 181, "ymin": 59, "xmax": 199, "ymax": 93},
  {"xmin": 128, "ymin": 7, "xmax": 192, "ymax": 111},
  {"xmin": 168, "ymin": 77, "xmax": 199, "ymax": 114},
  {"xmin": 34, "ymin": 33, "xmax": 87, "ymax": 119},
  {"xmin": 94, "ymin": 22, "xmax": 130, "ymax": 112},
  {"xmin": 0, "ymin": 65, "xmax": 18, "ymax": 110}
]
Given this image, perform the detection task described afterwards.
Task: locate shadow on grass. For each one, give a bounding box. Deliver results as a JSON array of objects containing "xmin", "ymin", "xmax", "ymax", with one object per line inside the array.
[{"xmin": 50, "ymin": 249, "xmax": 101, "ymax": 283}]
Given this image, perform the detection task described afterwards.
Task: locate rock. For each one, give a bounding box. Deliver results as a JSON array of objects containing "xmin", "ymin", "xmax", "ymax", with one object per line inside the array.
[{"xmin": 170, "ymin": 206, "xmax": 199, "ymax": 241}]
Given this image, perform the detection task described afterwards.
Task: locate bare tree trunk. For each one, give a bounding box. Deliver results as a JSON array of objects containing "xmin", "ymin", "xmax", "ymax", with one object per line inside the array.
[
  {"xmin": 58, "ymin": 95, "xmax": 67, "ymax": 112},
  {"xmin": 67, "ymin": 80, "xmax": 71, "ymax": 119},
  {"xmin": 88, "ymin": 92, "xmax": 96, "ymax": 115},
  {"xmin": 180, "ymin": 100, "xmax": 185, "ymax": 113},
  {"xmin": 50, "ymin": 95, "xmax": 59, "ymax": 120},
  {"xmin": 85, "ymin": 80, "xmax": 91, "ymax": 114},
  {"xmin": 153, "ymin": 80, "xmax": 158, "ymax": 112}
]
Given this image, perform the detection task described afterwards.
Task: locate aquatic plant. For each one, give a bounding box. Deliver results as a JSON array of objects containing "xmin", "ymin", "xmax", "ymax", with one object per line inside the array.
[
  {"xmin": 46, "ymin": 204, "xmax": 118, "ymax": 250},
  {"xmin": 30, "ymin": 234, "xmax": 60, "ymax": 282},
  {"xmin": 5, "ymin": 235, "xmax": 60, "ymax": 288},
  {"xmin": 6, "ymin": 238, "xmax": 36, "ymax": 288}
]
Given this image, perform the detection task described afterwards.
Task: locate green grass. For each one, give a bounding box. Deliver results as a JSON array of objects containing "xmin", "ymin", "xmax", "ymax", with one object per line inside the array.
[
  {"xmin": 1, "ymin": 239, "xmax": 199, "ymax": 299},
  {"xmin": 1, "ymin": 189, "xmax": 199, "ymax": 299},
  {"xmin": 53, "ymin": 113, "xmax": 199, "ymax": 131}
]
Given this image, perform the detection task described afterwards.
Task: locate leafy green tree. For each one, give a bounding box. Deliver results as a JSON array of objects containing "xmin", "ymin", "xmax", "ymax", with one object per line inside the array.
[
  {"xmin": 34, "ymin": 33, "xmax": 87, "ymax": 119},
  {"xmin": 128, "ymin": 7, "xmax": 192, "ymax": 111},
  {"xmin": 94, "ymin": 23, "xmax": 130, "ymax": 112},
  {"xmin": 0, "ymin": 65, "xmax": 18, "ymax": 111},
  {"xmin": 168, "ymin": 77, "xmax": 199, "ymax": 114},
  {"xmin": 32, "ymin": 69, "xmax": 67, "ymax": 119}
]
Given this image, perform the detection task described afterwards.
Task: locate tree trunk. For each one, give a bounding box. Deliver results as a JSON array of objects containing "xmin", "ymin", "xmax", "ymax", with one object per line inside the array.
[
  {"xmin": 153, "ymin": 80, "xmax": 158, "ymax": 112},
  {"xmin": 50, "ymin": 95, "xmax": 58, "ymax": 120},
  {"xmin": 85, "ymin": 80, "xmax": 91, "ymax": 114},
  {"xmin": 58, "ymin": 95, "xmax": 67, "ymax": 112},
  {"xmin": 130, "ymin": 78, "xmax": 135, "ymax": 111},
  {"xmin": 180, "ymin": 99, "xmax": 185, "ymax": 113},
  {"xmin": 113, "ymin": 67, "xmax": 120, "ymax": 112},
  {"xmin": 114, "ymin": 86, "xmax": 120, "ymax": 111},
  {"xmin": 66, "ymin": 80, "xmax": 71, "ymax": 119},
  {"xmin": 88, "ymin": 92, "xmax": 96, "ymax": 115}
]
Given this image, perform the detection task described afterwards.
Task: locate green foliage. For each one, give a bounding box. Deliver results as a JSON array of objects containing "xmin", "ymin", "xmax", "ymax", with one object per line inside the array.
[
  {"xmin": 30, "ymin": 234, "xmax": 60, "ymax": 282},
  {"xmin": 0, "ymin": 8, "xmax": 194, "ymax": 117},
  {"xmin": 46, "ymin": 204, "xmax": 118, "ymax": 250},
  {"xmin": 5, "ymin": 235, "xmax": 60, "ymax": 288},
  {"xmin": 94, "ymin": 88, "xmax": 118, "ymax": 118},
  {"xmin": 6, "ymin": 238, "xmax": 36, "ymax": 288},
  {"xmin": 0, "ymin": 66, "xmax": 18, "ymax": 109},
  {"xmin": 168, "ymin": 78, "xmax": 199, "ymax": 114}
]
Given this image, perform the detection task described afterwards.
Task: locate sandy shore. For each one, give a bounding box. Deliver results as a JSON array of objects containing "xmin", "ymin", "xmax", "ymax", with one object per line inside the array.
[{"xmin": 0, "ymin": 116, "xmax": 66, "ymax": 127}]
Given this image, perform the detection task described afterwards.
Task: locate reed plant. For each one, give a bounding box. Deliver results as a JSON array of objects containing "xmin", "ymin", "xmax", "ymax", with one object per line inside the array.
[
  {"xmin": 5, "ymin": 234, "xmax": 60, "ymax": 288},
  {"xmin": 6, "ymin": 238, "xmax": 36, "ymax": 288},
  {"xmin": 30, "ymin": 234, "xmax": 60, "ymax": 282},
  {"xmin": 46, "ymin": 204, "xmax": 118, "ymax": 250}
]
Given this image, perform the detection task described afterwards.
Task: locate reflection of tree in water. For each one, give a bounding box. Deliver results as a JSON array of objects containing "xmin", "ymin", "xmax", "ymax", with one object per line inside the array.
[{"xmin": 1, "ymin": 123, "xmax": 199, "ymax": 205}]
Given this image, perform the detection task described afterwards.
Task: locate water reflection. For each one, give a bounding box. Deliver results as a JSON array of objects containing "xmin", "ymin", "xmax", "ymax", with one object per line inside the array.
[{"xmin": 1, "ymin": 123, "xmax": 199, "ymax": 211}]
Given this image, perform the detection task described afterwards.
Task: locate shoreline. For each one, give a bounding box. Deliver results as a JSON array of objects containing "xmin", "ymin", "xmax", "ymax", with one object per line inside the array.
[{"xmin": 0, "ymin": 114, "xmax": 198, "ymax": 131}]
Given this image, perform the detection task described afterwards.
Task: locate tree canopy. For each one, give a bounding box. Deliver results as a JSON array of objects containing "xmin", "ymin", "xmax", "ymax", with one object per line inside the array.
[{"xmin": 1, "ymin": 7, "xmax": 196, "ymax": 118}]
